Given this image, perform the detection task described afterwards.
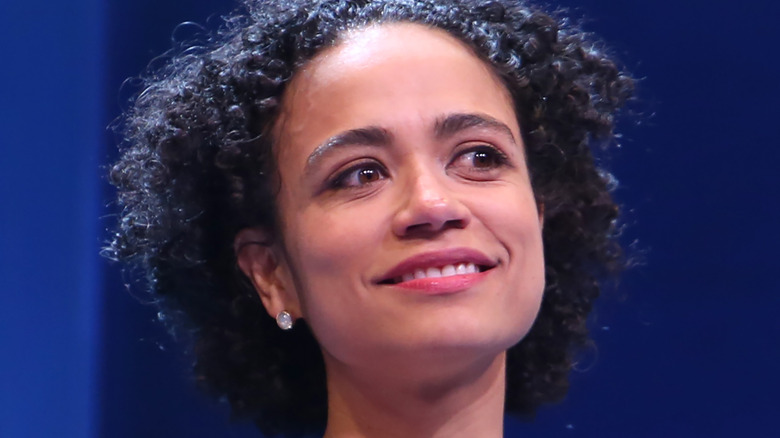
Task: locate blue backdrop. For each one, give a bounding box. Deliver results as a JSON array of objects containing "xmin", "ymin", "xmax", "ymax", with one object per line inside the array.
[{"xmin": 1, "ymin": 0, "xmax": 777, "ymax": 437}]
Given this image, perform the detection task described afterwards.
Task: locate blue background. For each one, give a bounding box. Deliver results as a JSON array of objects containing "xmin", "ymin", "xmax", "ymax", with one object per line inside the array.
[{"xmin": 1, "ymin": 0, "xmax": 777, "ymax": 436}]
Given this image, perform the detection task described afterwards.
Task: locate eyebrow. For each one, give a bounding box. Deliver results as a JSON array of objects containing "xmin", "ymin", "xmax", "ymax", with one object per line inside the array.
[
  {"xmin": 434, "ymin": 113, "xmax": 518, "ymax": 146},
  {"xmin": 304, "ymin": 112, "xmax": 517, "ymax": 172},
  {"xmin": 305, "ymin": 126, "xmax": 392, "ymax": 172}
]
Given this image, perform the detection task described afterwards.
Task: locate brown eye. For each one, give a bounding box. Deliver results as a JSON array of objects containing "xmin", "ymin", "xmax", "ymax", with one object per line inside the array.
[
  {"xmin": 329, "ymin": 162, "xmax": 388, "ymax": 189},
  {"xmin": 357, "ymin": 167, "xmax": 381, "ymax": 184},
  {"xmin": 450, "ymin": 145, "xmax": 510, "ymax": 175},
  {"xmin": 472, "ymin": 149, "xmax": 498, "ymax": 168}
]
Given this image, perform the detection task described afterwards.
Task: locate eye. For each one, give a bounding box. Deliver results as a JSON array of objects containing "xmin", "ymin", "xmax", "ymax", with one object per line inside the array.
[
  {"xmin": 449, "ymin": 144, "xmax": 511, "ymax": 178},
  {"xmin": 328, "ymin": 161, "xmax": 389, "ymax": 189}
]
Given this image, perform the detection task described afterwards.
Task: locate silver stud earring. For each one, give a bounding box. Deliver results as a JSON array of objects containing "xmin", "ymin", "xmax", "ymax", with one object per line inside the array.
[{"xmin": 276, "ymin": 310, "xmax": 293, "ymax": 330}]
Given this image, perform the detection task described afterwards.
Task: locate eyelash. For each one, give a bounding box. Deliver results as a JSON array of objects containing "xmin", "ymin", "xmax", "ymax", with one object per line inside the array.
[
  {"xmin": 328, "ymin": 160, "xmax": 388, "ymax": 190},
  {"xmin": 326, "ymin": 144, "xmax": 511, "ymax": 190},
  {"xmin": 451, "ymin": 144, "xmax": 511, "ymax": 174}
]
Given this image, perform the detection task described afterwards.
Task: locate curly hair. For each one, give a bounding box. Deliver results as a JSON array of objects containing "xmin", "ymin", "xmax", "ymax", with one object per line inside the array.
[{"xmin": 106, "ymin": 0, "xmax": 634, "ymax": 436}]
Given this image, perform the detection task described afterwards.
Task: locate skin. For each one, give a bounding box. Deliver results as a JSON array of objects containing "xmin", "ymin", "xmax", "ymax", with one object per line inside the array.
[{"xmin": 237, "ymin": 24, "xmax": 545, "ymax": 438}]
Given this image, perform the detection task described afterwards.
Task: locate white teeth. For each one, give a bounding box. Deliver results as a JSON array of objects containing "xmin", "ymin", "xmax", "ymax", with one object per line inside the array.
[{"xmin": 398, "ymin": 263, "xmax": 480, "ymax": 282}]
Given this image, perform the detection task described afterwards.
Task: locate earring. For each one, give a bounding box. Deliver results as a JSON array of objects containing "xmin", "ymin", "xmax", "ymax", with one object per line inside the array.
[{"xmin": 276, "ymin": 310, "xmax": 293, "ymax": 330}]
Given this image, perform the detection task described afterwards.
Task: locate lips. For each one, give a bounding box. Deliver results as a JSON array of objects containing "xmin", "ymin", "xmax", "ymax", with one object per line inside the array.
[{"xmin": 376, "ymin": 248, "xmax": 497, "ymax": 286}]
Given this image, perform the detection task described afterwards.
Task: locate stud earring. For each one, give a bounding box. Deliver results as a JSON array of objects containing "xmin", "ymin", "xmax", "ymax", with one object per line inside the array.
[{"xmin": 276, "ymin": 310, "xmax": 293, "ymax": 330}]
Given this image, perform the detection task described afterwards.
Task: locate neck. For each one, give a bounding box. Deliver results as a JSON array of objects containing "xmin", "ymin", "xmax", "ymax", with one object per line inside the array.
[{"xmin": 322, "ymin": 350, "xmax": 507, "ymax": 438}]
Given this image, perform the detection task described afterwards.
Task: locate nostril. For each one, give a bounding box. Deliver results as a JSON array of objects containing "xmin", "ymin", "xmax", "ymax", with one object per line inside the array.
[
  {"xmin": 404, "ymin": 218, "xmax": 465, "ymax": 236},
  {"xmin": 447, "ymin": 218, "xmax": 467, "ymax": 229},
  {"xmin": 436, "ymin": 218, "xmax": 467, "ymax": 231}
]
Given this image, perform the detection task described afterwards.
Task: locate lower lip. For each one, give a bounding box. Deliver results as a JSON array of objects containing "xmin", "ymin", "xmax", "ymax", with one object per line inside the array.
[{"xmin": 388, "ymin": 270, "xmax": 490, "ymax": 295}]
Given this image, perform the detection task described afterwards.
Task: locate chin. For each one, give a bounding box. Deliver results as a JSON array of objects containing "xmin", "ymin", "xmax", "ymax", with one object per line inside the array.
[{"xmin": 394, "ymin": 316, "xmax": 533, "ymax": 358}]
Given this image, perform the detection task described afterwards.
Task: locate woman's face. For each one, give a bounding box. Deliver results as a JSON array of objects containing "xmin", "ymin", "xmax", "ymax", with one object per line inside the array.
[{"xmin": 267, "ymin": 24, "xmax": 545, "ymax": 368}]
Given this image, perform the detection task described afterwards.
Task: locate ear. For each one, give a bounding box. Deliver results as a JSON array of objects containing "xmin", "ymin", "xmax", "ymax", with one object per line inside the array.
[
  {"xmin": 537, "ymin": 201, "xmax": 545, "ymax": 231},
  {"xmin": 234, "ymin": 227, "xmax": 301, "ymax": 322}
]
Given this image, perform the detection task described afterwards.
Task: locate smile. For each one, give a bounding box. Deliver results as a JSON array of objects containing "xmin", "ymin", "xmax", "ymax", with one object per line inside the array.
[
  {"xmin": 376, "ymin": 248, "xmax": 497, "ymax": 286},
  {"xmin": 383, "ymin": 262, "xmax": 486, "ymax": 284}
]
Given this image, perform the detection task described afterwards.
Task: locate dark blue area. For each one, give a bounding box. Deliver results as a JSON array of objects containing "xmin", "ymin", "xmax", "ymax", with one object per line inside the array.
[
  {"xmin": 1, "ymin": 0, "xmax": 103, "ymax": 436},
  {"xmin": 2, "ymin": 0, "xmax": 777, "ymax": 436}
]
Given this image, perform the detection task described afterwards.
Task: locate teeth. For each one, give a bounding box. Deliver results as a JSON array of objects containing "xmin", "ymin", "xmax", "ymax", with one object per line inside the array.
[{"xmin": 397, "ymin": 263, "xmax": 479, "ymax": 282}]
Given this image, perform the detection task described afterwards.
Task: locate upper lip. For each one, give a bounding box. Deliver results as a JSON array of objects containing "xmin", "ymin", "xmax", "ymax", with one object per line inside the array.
[{"xmin": 375, "ymin": 247, "xmax": 498, "ymax": 284}]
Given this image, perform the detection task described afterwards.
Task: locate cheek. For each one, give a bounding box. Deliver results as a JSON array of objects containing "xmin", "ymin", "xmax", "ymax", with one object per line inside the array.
[
  {"xmin": 281, "ymin": 201, "xmax": 386, "ymax": 309},
  {"xmin": 476, "ymin": 184, "xmax": 543, "ymax": 251},
  {"xmin": 500, "ymin": 193, "xmax": 545, "ymax": 286},
  {"xmin": 293, "ymin": 199, "xmax": 384, "ymax": 255},
  {"xmin": 475, "ymin": 186, "xmax": 545, "ymax": 315},
  {"xmin": 281, "ymin": 204, "xmax": 397, "ymax": 359}
]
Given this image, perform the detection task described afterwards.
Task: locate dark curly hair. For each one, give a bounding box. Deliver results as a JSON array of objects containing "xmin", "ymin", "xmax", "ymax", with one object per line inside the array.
[{"xmin": 106, "ymin": 0, "xmax": 634, "ymax": 436}]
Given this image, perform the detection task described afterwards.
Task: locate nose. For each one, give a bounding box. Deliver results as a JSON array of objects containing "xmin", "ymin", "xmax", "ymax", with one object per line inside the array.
[{"xmin": 391, "ymin": 166, "xmax": 471, "ymax": 238}]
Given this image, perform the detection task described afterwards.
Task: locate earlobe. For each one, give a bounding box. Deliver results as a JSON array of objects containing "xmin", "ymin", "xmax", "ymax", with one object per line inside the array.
[{"xmin": 234, "ymin": 227, "xmax": 301, "ymax": 322}]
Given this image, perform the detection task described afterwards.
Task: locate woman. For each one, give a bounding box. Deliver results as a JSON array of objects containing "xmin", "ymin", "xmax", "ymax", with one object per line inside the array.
[{"xmin": 107, "ymin": 0, "xmax": 633, "ymax": 436}]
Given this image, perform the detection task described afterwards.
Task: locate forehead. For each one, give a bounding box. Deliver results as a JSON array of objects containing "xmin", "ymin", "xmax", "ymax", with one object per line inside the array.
[
  {"xmin": 293, "ymin": 23, "xmax": 499, "ymax": 89},
  {"xmin": 274, "ymin": 23, "xmax": 519, "ymax": 159}
]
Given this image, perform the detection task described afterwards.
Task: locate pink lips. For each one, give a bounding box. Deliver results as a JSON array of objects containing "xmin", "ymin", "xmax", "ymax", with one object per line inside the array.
[{"xmin": 376, "ymin": 248, "xmax": 497, "ymax": 294}]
